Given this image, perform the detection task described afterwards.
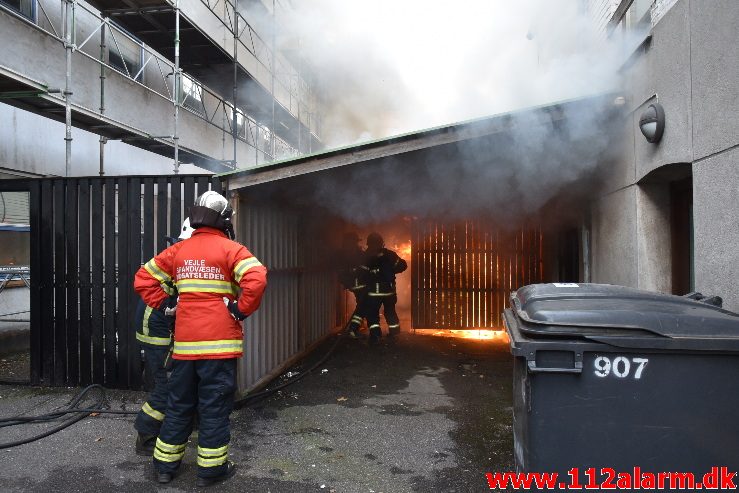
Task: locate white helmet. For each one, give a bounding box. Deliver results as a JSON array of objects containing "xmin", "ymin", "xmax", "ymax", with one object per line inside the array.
[
  {"xmin": 178, "ymin": 217, "xmax": 194, "ymax": 240},
  {"xmin": 196, "ymin": 191, "xmax": 229, "ymax": 214}
]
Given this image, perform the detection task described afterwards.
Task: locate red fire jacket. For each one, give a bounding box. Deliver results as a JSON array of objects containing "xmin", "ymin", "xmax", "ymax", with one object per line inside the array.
[{"xmin": 134, "ymin": 227, "xmax": 267, "ymax": 360}]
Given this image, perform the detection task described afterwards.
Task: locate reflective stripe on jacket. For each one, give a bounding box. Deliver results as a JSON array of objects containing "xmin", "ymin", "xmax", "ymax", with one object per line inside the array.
[
  {"xmin": 134, "ymin": 298, "xmax": 173, "ymax": 347},
  {"xmin": 134, "ymin": 227, "xmax": 268, "ymax": 360}
]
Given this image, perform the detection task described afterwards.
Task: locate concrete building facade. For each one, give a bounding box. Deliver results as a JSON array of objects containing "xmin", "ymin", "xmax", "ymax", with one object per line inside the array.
[
  {"xmin": 588, "ymin": 0, "xmax": 739, "ymax": 310},
  {"xmin": 0, "ymin": 0, "xmax": 321, "ymax": 178}
]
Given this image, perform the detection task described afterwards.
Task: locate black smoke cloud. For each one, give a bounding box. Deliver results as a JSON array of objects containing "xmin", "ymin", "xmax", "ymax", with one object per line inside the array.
[{"xmin": 252, "ymin": 95, "xmax": 625, "ymax": 227}]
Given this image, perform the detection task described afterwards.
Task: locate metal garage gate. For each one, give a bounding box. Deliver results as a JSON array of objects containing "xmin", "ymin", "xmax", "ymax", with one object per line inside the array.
[{"xmin": 411, "ymin": 220, "xmax": 544, "ymax": 330}]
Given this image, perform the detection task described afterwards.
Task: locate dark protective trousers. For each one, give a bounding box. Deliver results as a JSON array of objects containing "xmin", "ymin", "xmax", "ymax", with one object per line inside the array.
[
  {"xmin": 153, "ymin": 358, "xmax": 236, "ymax": 478},
  {"xmin": 346, "ymin": 290, "xmax": 368, "ymax": 332},
  {"xmin": 365, "ymin": 294, "xmax": 400, "ymax": 335},
  {"xmin": 134, "ymin": 346, "xmax": 170, "ymax": 436}
]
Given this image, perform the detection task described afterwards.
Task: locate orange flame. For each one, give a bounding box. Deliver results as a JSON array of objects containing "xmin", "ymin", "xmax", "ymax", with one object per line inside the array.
[
  {"xmin": 396, "ymin": 241, "xmax": 412, "ymax": 259},
  {"xmin": 415, "ymin": 328, "xmax": 510, "ymax": 343}
]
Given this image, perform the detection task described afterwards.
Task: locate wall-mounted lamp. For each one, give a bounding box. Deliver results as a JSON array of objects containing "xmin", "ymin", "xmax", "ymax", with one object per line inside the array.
[{"xmin": 638, "ymin": 103, "xmax": 665, "ymax": 143}]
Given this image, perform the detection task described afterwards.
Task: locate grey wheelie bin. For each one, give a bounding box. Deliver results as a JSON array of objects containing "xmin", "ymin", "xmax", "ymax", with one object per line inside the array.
[{"xmin": 503, "ymin": 283, "xmax": 739, "ymax": 484}]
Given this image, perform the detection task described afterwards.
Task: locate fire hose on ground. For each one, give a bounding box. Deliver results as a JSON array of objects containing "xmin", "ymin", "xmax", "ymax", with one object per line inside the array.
[{"xmin": 0, "ymin": 327, "xmax": 349, "ymax": 449}]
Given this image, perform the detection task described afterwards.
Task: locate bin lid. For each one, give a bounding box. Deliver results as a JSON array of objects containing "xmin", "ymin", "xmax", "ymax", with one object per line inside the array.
[{"xmin": 510, "ymin": 283, "xmax": 739, "ymax": 349}]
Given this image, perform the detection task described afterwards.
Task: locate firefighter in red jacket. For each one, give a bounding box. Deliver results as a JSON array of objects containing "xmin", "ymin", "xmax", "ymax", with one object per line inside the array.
[{"xmin": 134, "ymin": 191, "xmax": 267, "ymax": 487}]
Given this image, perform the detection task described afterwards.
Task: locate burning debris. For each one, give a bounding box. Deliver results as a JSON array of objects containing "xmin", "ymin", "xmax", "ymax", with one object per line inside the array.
[
  {"xmin": 415, "ymin": 329, "xmax": 510, "ymax": 343},
  {"xmin": 412, "ymin": 220, "xmax": 544, "ymax": 331}
]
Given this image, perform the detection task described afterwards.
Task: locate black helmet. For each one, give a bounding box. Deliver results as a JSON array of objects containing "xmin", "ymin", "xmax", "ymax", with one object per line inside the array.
[
  {"xmin": 189, "ymin": 191, "xmax": 235, "ymax": 239},
  {"xmin": 366, "ymin": 232, "xmax": 384, "ymax": 249}
]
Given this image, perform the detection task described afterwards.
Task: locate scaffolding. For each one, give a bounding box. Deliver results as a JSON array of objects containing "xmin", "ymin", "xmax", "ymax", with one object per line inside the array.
[
  {"xmin": 0, "ymin": 0, "xmax": 313, "ymax": 174},
  {"xmin": 197, "ymin": 0, "xmax": 320, "ymax": 147}
]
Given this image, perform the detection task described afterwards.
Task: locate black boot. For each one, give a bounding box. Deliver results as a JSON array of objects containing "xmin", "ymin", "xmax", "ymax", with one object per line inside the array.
[
  {"xmin": 157, "ymin": 471, "xmax": 173, "ymax": 484},
  {"xmin": 369, "ymin": 326, "xmax": 382, "ymax": 344},
  {"xmin": 196, "ymin": 461, "xmax": 237, "ymax": 487},
  {"xmin": 135, "ymin": 433, "xmax": 157, "ymax": 456},
  {"xmin": 153, "ymin": 464, "xmax": 175, "ymax": 484}
]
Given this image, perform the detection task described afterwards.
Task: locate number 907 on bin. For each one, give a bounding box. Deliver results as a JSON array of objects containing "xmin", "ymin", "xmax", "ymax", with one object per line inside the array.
[{"xmin": 593, "ymin": 356, "xmax": 648, "ymax": 380}]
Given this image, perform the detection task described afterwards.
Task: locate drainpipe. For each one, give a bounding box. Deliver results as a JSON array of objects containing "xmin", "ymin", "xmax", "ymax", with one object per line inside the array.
[
  {"xmin": 64, "ymin": 0, "xmax": 75, "ymax": 177},
  {"xmin": 99, "ymin": 18, "xmax": 106, "ymax": 176},
  {"xmin": 173, "ymin": 0, "xmax": 180, "ymax": 174}
]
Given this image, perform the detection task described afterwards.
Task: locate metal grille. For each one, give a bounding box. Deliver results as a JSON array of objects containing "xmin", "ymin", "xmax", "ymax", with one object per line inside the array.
[{"xmin": 411, "ymin": 220, "xmax": 544, "ymax": 330}]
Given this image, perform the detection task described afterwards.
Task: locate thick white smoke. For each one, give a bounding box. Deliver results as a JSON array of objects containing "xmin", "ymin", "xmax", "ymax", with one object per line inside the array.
[{"xmin": 279, "ymin": 0, "xmax": 632, "ymax": 147}]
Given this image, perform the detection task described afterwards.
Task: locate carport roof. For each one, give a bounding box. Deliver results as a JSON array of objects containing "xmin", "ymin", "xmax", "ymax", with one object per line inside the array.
[{"xmin": 219, "ymin": 93, "xmax": 620, "ymax": 190}]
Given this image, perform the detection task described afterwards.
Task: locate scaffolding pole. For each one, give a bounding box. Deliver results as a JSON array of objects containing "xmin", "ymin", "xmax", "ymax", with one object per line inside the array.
[
  {"xmin": 271, "ymin": 0, "xmax": 276, "ymax": 161},
  {"xmin": 64, "ymin": 0, "xmax": 75, "ymax": 177},
  {"xmin": 173, "ymin": 0, "xmax": 180, "ymax": 174},
  {"xmin": 297, "ymin": 47, "xmax": 301, "ymax": 154},
  {"xmin": 233, "ymin": 1, "xmax": 238, "ymax": 169}
]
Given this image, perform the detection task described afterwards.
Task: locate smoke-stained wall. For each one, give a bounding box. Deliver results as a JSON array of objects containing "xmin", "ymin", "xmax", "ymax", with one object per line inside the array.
[{"xmin": 274, "ymin": 98, "xmax": 623, "ymax": 228}]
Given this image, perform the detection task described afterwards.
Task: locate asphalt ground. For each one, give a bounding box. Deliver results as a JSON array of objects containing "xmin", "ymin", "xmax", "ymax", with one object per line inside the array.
[
  {"xmin": 0, "ymin": 350, "xmax": 30, "ymax": 383},
  {"xmin": 0, "ymin": 331, "xmax": 514, "ymax": 492}
]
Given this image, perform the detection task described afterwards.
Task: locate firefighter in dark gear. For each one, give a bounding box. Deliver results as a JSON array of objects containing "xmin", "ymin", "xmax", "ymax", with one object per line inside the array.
[
  {"xmin": 363, "ymin": 232, "xmax": 407, "ymax": 343},
  {"xmin": 336, "ymin": 232, "xmax": 369, "ymax": 338},
  {"xmin": 134, "ymin": 219, "xmax": 194, "ymax": 456},
  {"xmin": 133, "ymin": 291, "xmax": 174, "ymax": 455},
  {"xmin": 134, "ymin": 191, "xmax": 267, "ymax": 487}
]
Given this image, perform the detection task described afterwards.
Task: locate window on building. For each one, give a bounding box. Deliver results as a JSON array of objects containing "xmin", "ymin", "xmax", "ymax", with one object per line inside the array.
[
  {"xmin": 0, "ymin": 0, "xmax": 34, "ymax": 19},
  {"xmin": 181, "ymin": 76, "xmax": 204, "ymax": 112},
  {"xmin": 624, "ymin": 0, "xmax": 652, "ymax": 29},
  {"xmin": 226, "ymin": 106, "xmax": 245, "ymax": 136},
  {"xmin": 259, "ymin": 126, "xmax": 272, "ymax": 154},
  {"xmin": 108, "ymin": 23, "xmax": 143, "ymax": 82}
]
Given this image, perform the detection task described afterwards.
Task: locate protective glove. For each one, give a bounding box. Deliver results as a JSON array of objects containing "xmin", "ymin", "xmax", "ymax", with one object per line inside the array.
[
  {"xmin": 160, "ymin": 295, "xmax": 178, "ymax": 317},
  {"xmin": 223, "ymin": 297, "xmax": 247, "ymax": 321}
]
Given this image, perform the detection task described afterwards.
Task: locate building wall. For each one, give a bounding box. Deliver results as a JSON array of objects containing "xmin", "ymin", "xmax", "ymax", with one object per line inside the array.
[
  {"xmin": 693, "ymin": 147, "xmax": 739, "ymax": 312},
  {"xmin": 590, "ymin": 0, "xmax": 739, "ymax": 311},
  {"xmin": 627, "ymin": 0, "xmax": 692, "ymax": 182},
  {"xmin": 591, "ymin": 187, "xmax": 638, "ymax": 287},
  {"xmin": 0, "ymin": 104, "xmax": 204, "ymax": 176}
]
